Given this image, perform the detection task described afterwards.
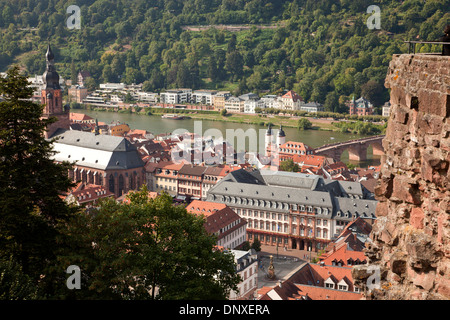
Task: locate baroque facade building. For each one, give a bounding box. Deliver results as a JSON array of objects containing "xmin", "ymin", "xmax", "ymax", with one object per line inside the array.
[{"xmin": 207, "ymin": 169, "xmax": 377, "ymax": 252}]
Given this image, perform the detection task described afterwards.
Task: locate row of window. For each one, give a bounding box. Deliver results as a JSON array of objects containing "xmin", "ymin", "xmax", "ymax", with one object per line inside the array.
[
  {"xmin": 325, "ymin": 281, "xmax": 360, "ymax": 293},
  {"xmin": 155, "ymin": 184, "xmax": 174, "ymax": 191},
  {"xmin": 247, "ymin": 221, "xmax": 329, "ymax": 239},
  {"xmin": 156, "ymin": 177, "xmax": 176, "ymax": 183},
  {"xmin": 236, "ymin": 208, "xmax": 330, "ymax": 227},
  {"xmin": 179, "ymin": 180, "xmax": 201, "ymax": 187},
  {"xmin": 220, "ymin": 219, "xmax": 242, "ymax": 234},
  {"xmin": 178, "ymin": 188, "xmax": 201, "ymax": 195},
  {"xmin": 214, "ymin": 195, "xmax": 331, "ymax": 215},
  {"xmin": 219, "ymin": 234, "xmax": 245, "ymax": 250}
]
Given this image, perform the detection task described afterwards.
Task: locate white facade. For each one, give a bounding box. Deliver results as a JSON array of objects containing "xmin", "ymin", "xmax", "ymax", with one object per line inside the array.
[
  {"xmin": 160, "ymin": 89, "xmax": 192, "ymax": 104},
  {"xmin": 192, "ymin": 90, "xmax": 217, "ymax": 105},
  {"xmin": 110, "ymin": 94, "xmax": 123, "ymax": 104},
  {"xmin": 83, "ymin": 94, "xmax": 108, "ymax": 106},
  {"xmin": 300, "ymin": 102, "xmax": 324, "ymax": 113},
  {"xmin": 228, "ymin": 250, "xmax": 258, "ymax": 300},
  {"xmin": 225, "ymin": 97, "xmax": 244, "ymax": 113},
  {"xmin": 217, "ymin": 218, "xmax": 247, "ymax": 250},
  {"xmin": 99, "ymin": 83, "xmax": 126, "ymax": 90},
  {"xmin": 135, "ymin": 91, "xmax": 158, "ymax": 103},
  {"xmin": 244, "ymin": 99, "xmax": 264, "ymax": 114},
  {"xmin": 260, "ymin": 95, "xmax": 281, "ymax": 109}
]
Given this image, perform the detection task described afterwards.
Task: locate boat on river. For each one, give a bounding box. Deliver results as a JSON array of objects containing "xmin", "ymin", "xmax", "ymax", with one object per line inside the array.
[{"xmin": 161, "ymin": 113, "xmax": 185, "ymax": 120}]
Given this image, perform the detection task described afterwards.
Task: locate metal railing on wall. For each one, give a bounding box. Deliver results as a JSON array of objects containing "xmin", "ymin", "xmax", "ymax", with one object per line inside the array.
[{"xmin": 404, "ymin": 41, "xmax": 449, "ymax": 54}]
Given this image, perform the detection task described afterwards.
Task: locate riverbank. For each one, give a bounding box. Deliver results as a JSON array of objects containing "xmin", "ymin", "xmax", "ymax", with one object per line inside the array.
[{"xmin": 78, "ymin": 105, "xmax": 355, "ymax": 132}]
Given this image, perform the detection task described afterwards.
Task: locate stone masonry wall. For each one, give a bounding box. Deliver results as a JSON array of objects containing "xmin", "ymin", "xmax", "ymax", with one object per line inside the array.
[{"xmin": 352, "ymin": 54, "xmax": 450, "ymax": 300}]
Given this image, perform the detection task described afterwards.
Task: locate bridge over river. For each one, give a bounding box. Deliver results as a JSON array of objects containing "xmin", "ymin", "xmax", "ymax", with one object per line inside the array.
[{"xmin": 314, "ymin": 135, "xmax": 385, "ymax": 162}]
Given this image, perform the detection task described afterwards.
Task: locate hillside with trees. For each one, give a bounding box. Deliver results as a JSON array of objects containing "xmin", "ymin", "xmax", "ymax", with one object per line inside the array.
[{"xmin": 0, "ymin": 0, "xmax": 448, "ymax": 112}]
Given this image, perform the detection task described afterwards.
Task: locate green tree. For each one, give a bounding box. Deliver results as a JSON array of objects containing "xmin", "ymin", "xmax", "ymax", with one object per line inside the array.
[
  {"xmin": 0, "ymin": 66, "xmax": 76, "ymax": 294},
  {"xmin": 70, "ymin": 60, "xmax": 78, "ymax": 85},
  {"xmin": 297, "ymin": 118, "xmax": 313, "ymax": 130},
  {"xmin": 251, "ymin": 238, "xmax": 261, "ymax": 252},
  {"xmin": 84, "ymin": 77, "xmax": 98, "ymax": 92},
  {"xmin": 324, "ymin": 91, "xmax": 339, "ymax": 112},
  {"xmin": 55, "ymin": 188, "xmax": 241, "ymax": 300},
  {"xmin": 361, "ymin": 80, "xmax": 386, "ymax": 107},
  {"xmin": 280, "ymin": 158, "xmax": 300, "ymax": 172},
  {"xmin": 207, "ymin": 57, "xmax": 218, "ymax": 81},
  {"xmin": 225, "ymin": 51, "xmax": 244, "ymax": 80},
  {"xmin": 0, "ymin": 256, "xmax": 38, "ymax": 300}
]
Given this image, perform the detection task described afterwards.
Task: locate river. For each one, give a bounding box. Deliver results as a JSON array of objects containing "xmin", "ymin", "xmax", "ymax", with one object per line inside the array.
[{"xmin": 75, "ymin": 109, "xmax": 381, "ymax": 167}]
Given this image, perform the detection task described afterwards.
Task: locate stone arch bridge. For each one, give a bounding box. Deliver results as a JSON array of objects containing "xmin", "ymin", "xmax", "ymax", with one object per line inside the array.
[{"xmin": 314, "ymin": 135, "xmax": 385, "ymax": 162}]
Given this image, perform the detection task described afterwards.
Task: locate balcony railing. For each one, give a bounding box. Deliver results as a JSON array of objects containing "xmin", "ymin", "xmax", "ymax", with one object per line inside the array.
[{"xmin": 404, "ymin": 40, "xmax": 449, "ymax": 54}]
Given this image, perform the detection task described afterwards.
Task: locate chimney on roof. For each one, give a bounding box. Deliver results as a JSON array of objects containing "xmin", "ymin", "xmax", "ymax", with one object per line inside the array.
[{"xmin": 278, "ymin": 280, "xmax": 282, "ymax": 288}]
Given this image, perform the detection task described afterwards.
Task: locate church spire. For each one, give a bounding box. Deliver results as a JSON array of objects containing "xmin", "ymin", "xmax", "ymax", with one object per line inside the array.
[
  {"xmin": 46, "ymin": 44, "xmax": 55, "ymax": 62},
  {"xmin": 41, "ymin": 44, "xmax": 69, "ymax": 139},
  {"xmin": 43, "ymin": 44, "xmax": 60, "ymax": 90}
]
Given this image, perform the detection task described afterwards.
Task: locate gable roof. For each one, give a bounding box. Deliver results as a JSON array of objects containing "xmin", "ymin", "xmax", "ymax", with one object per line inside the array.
[
  {"xmin": 281, "ymin": 90, "xmax": 303, "ymax": 102},
  {"xmin": 258, "ymin": 280, "xmax": 362, "ymax": 300},
  {"xmin": 186, "ymin": 200, "xmax": 227, "ymax": 216},
  {"xmin": 186, "ymin": 202, "xmax": 246, "ymax": 237},
  {"xmin": 66, "ymin": 183, "xmax": 114, "ymax": 205},
  {"xmin": 178, "ymin": 164, "xmax": 207, "ymax": 176},
  {"xmin": 70, "ymin": 112, "xmax": 94, "ymax": 121},
  {"xmin": 50, "ymin": 129, "xmax": 144, "ymax": 171}
]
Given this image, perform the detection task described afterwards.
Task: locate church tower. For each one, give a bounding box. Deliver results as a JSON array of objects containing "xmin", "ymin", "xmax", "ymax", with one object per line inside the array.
[
  {"xmin": 277, "ymin": 124, "xmax": 285, "ymax": 147},
  {"xmin": 41, "ymin": 45, "xmax": 70, "ymax": 139}
]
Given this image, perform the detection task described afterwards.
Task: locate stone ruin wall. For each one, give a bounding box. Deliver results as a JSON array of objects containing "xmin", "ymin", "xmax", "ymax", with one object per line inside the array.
[{"xmin": 352, "ymin": 53, "xmax": 450, "ymax": 300}]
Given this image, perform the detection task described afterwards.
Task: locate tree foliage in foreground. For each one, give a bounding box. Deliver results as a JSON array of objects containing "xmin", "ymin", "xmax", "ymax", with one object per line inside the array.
[
  {"xmin": 0, "ymin": 66, "xmax": 76, "ymax": 298},
  {"xmin": 54, "ymin": 188, "xmax": 241, "ymax": 300}
]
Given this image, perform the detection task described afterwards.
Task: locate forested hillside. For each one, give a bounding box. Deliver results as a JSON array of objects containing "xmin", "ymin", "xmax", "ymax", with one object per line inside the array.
[{"xmin": 0, "ymin": 0, "xmax": 448, "ymax": 112}]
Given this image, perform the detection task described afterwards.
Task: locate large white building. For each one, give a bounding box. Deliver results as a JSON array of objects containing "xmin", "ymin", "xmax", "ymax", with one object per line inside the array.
[
  {"xmin": 300, "ymin": 102, "xmax": 324, "ymax": 113},
  {"xmin": 191, "ymin": 90, "xmax": 218, "ymax": 105},
  {"xmin": 207, "ymin": 169, "xmax": 377, "ymax": 252},
  {"xmin": 244, "ymin": 99, "xmax": 265, "ymax": 114},
  {"xmin": 260, "ymin": 94, "xmax": 281, "ymax": 109},
  {"xmin": 99, "ymin": 82, "xmax": 126, "ymax": 91},
  {"xmin": 160, "ymin": 88, "xmax": 192, "ymax": 104},
  {"xmin": 224, "ymin": 96, "xmax": 244, "ymax": 113},
  {"xmin": 228, "ymin": 249, "xmax": 258, "ymax": 300},
  {"xmin": 279, "ymin": 90, "xmax": 303, "ymax": 111}
]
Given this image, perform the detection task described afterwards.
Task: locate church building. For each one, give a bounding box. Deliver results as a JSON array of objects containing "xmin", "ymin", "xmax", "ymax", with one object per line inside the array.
[{"xmin": 41, "ymin": 45, "xmax": 145, "ymax": 198}]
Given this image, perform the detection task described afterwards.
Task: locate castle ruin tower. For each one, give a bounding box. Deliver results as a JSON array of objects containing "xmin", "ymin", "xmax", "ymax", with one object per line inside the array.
[
  {"xmin": 352, "ymin": 52, "xmax": 450, "ymax": 300},
  {"xmin": 41, "ymin": 44, "xmax": 70, "ymax": 139}
]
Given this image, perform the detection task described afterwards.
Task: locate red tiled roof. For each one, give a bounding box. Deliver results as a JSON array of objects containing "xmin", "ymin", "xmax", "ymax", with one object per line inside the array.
[
  {"xmin": 288, "ymin": 263, "xmax": 359, "ymax": 292},
  {"xmin": 292, "ymin": 284, "xmax": 362, "ymax": 300},
  {"xmin": 70, "ymin": 112, "xmax": 94, "ymax": 121},
  {"xmin": 258, "ymin": 280, "xmax": 362, "ymax": 300},
  {"xmin": 281, "ymin": 90, "xmax": 303, "ymax": 102},
  {"xmin": 186, "ymin": 200, "xmax": 227, "ymax": 216},
  {"xmin": 187, "ymin": 201, "xmax": 246, "ymax": 237},
  {"xmin": 118, "ymin": 190, "xmax": 159, "ymax": 204},
  {"xmin": 283, "ymin": 154, "xmax": 326, "ymax": 168},
  {"xmin": 319, "ymin": 245, "xmax": 367, "ymax": 267},
  {"xmin": 68, "ymin": 183, "xmax": 114, "ymax": 204},
  {"xmin": 279, "ymin": 141, "xmax": 313, "ymax": 152}
]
